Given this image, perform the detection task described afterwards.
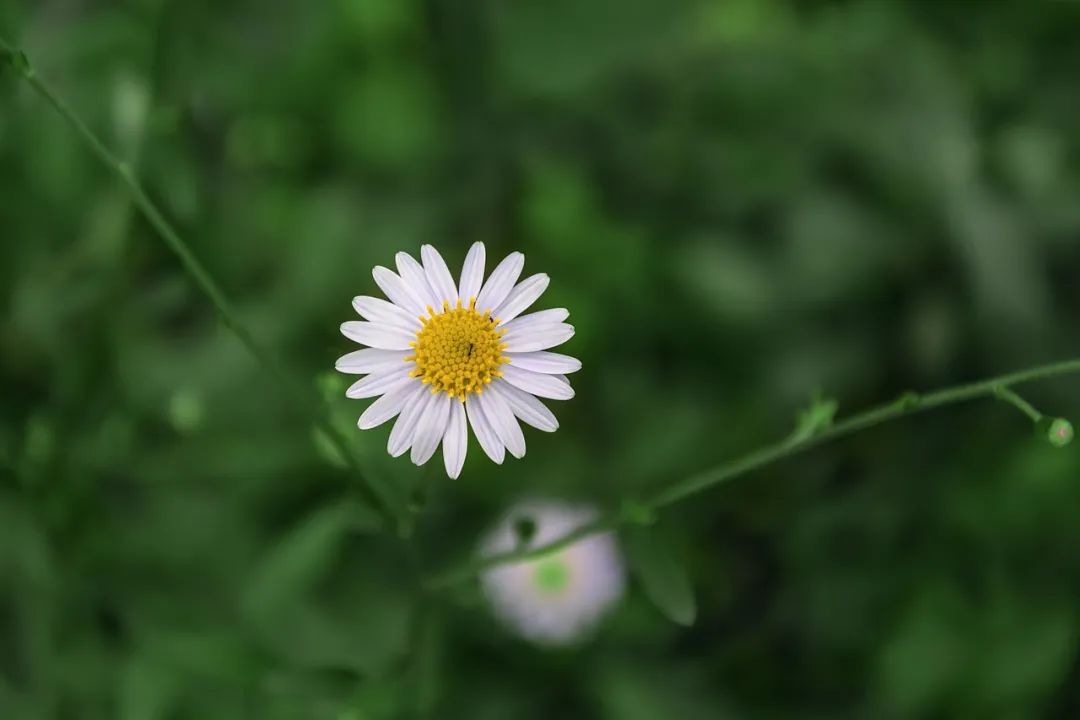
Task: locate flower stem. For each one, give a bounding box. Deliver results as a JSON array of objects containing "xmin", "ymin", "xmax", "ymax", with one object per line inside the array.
[
  {"xmin": 1, "ymin": 38, "xmax": 405, "ymax": 529},
  {"xmin": 423, "ymin": 358, "xmax": 1080, "ymax": 589}
]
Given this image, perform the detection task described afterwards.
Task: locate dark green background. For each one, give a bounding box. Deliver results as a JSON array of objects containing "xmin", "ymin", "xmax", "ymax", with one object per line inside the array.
[{"xmin": 4, "ymin": 0, "xmax": 1080, "ymax": 717}]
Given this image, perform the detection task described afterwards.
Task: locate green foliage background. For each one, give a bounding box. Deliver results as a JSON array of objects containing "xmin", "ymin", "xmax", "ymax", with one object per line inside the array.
[{"xmin": 4, "ymin": 0, "xmax": 1080, "ymax": 717}]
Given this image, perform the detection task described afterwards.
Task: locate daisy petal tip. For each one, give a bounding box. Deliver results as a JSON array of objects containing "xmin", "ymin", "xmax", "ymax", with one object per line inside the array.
[{"xmin": 548, "ymin": 387, "xmax": 574, "ymax": 401}]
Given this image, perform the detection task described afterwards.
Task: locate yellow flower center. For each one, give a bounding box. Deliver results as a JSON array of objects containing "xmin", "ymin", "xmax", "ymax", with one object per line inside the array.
[{"xmin": 406, "ymin": 298, "xmax": 508, "ymax": 401}]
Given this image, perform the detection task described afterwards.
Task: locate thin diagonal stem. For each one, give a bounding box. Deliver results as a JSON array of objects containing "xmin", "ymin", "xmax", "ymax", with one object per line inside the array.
[
  {"xmin": 993, "ymin": 385, "xmax": 1042, "ymax": 424},
  {"xmin": 424, "ymin": 358, "xmax": 1080, "ymax": 589},
  {"xmin": 2, "ymin": 38, "xmax": 405, "ymax": 528}
]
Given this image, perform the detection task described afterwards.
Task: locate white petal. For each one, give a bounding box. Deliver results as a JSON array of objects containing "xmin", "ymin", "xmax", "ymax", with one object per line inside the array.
[
  {"xmin": 457, "ymin": 242, "xmax": 486, "ymax": 303},
  {"xmin": 421, "ymin": 245, "xmax": 458, "ymax": 305},
  {"xmin": 340, "ymin": 321, "xmax": 416, "ymax": 350},
  {"xmin": 500, "ymin": 364, "xmax": 575, "ymax": 400},
  {"xmin": 502, "ymin": 323, "xmax": 575, "ymax": 353},
  {"xmin": 475, "ymin": 251, "xmax": 524, "ymax": 313},
  {"xmin": 335, "ymin": 348, "xmax": 410, "ymax": 374},
  {"xmin": 490, "ymin": 379, "xmax": 559, "ymax": 432},
  {"xmin": 506, "ymin": 351, "xmax": 581, "ymax": 375},
  {"xmin": 388, "ymin": 386, "xmax": 430, "ymax": 457},
  {"xmin": 346, "ymin": 368, "xmax": 413, "ymax": 399},
  {"xmin": 396, "ymin": 252, "xmax": 440, "ymax": 311},
  {"xmin": 411, "ymin": 392, "xmax": 451, "ymax": 465},
  {"xmin": 352, "ymin": 296, "xmax": 421, "ymax": 331},
  {"xmin": 493, "ymin": 274, "xmax": 549, "ymax": 325},
  {"xmin": 357, "ymin": 382, "xmax": 415, "ymax": 429},
  {"xmin": 442, "ymin": 400, "xmax": 467, "ymax": 478},
  {"xmin": 476, "ymin": 389, "xmax": 525, "ymax": 459},
  {"xmin": 500, "ymin": 308, "xmax": 569, "ymax": 336},
  {"xmin": 373, "ymin": 266, "xmax": 426, "ymax": 317},
  {"xmin": 466, "ymin": 393, "xmax": 505, "ymax": 464}
]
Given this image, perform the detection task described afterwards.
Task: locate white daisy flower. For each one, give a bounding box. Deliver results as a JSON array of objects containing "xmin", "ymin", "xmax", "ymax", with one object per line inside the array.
[
  {"xmin": 479, "ymin": 500, "xmax": 626, "ymax": 646},
  {"xmin": 336, "ymin": 243, "xmax": 580, "ymax": 478}
]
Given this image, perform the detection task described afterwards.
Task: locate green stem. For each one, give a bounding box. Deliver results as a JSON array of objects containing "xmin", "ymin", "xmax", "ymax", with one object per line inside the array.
[
  {"xmin": 993, "ymin": 385, "xmax": 1042, "ymax": 424},
  {"xmin": 424, "ymin": 358, "xmax": 1080, "ymax": 589},
  {"xmin": 2, "ymin": 38, "xmax": 404, "ymax": 529}
]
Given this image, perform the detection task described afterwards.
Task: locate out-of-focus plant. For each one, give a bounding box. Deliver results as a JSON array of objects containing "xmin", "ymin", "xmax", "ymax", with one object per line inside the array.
[{"xmin": 4, "ymin": 33, "xmax": 1078, "ymax": 616}]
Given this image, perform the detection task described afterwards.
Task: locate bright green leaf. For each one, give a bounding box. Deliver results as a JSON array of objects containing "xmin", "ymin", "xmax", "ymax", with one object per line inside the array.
[{"xmin": 791, "ymin": 394, "xmax": 839, "ymax": 443}]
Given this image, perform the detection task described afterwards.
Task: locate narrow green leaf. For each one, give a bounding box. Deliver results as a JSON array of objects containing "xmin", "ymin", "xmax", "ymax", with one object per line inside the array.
[
  {"xmin": 624, "ymin": 526, "xmax": 696, "ymax": 627},
  {"xmin": 790, "ymin": 394, "xmax": 838, "ymax": 442},
  {"xmin": 312, "ymin": 426, "xmax": 349, "ymax": 469},
  {"xmin": 242, "ymin": 501, "xmax": 374, "ymax": 620},
  {"xmin": 411, "ymin": 607, "xmax": 442, "ymax": 716}
]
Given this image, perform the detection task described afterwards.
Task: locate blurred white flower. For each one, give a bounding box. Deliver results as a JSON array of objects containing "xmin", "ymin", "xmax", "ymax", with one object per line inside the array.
[
  {"xmin": 480, "ymin": 500, "xmax": 626, "ymax": 646},
  {"xmin": 336, "ymin": 243, "xmax": 579, "ymax": 478}
]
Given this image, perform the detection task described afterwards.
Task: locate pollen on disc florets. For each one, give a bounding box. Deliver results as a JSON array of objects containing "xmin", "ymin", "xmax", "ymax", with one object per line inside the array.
[{"xmin": 406, "ymin": 298, "xmax": 509, "ymax": 401}]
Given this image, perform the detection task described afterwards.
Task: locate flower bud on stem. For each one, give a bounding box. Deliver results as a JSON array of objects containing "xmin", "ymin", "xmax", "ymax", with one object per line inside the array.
[
  {"xmin": 1036, "ymin": 417, "xmax": 1074, "ymax": 448},
  {"xmin": 995, "ymin": 385, "xmax": 1073, "ymax": 448}
]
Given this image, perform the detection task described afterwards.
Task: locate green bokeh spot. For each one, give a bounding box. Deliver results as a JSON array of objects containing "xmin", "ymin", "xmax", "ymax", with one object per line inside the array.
[
  {"xmin": 532, "ymin": 557, "xmax": 571, "ymax": 595},
  {"xmin": 169, "ymin": 389, "xmax": 204, "ymax": 434}
]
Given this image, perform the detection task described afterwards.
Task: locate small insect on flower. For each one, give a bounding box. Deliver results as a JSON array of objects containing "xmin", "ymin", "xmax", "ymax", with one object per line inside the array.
[
  {"xmin": 480, "ymin": 500, "xmax": 626, "ymax": 647},
  {"xmin": 336, "ymin": 243, "xmax": 580, "ymax": 477}
]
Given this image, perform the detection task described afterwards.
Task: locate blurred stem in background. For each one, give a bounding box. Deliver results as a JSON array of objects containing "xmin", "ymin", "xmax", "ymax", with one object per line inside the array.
[
  {"xmin": 426, "ymin": 359, "xmax": 1080, "ymax": 588},
  {"xmin": 994, "ymin": 384, "xmax": 1043, "ymax": 423},
  {"xmin": 0, "ymin": 37, "xmax": 407, "ymax": 532}
]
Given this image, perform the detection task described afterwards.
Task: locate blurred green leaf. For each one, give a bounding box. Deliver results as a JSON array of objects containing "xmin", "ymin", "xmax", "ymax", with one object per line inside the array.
[
  {"xmin": 118, "ymin": 657, "xmax": 177, "ymax": 720},
  {"xmin": 313, "ymin": 426, "xmax": 350, "ymax": 469},
  {"xmin": 791, "ymin": 394, "xmax": 838, "ymax": 443},
  {"xmin": 624, "ymin": 526, "xmax": 696, "ymax": 627},
  {"xmin": 410, "ymin": 608, "xmax": 443, "ymax": 716},
  {"xmin": 243, "ymin": 502, "xmax": 378, "ymax": 620}
]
